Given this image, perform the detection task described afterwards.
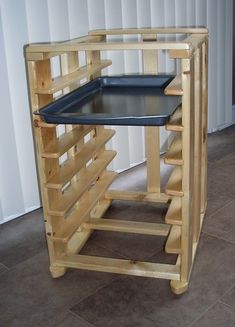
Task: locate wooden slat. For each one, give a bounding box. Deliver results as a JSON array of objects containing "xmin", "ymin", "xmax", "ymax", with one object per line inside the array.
[
  {"xmin": 34, "ymin": 60, "xmax": 111, "ymax": 94},
  {"xmin": 89, "ymin": 28, "xmax": 209, "ymax": 36},
  {"xmin": 48, "ymin": 150, "xmax": 116, "ymax": 216},
  {"xmin": 90, "ymin": 199, "xmax": 112, "ymax": 219},
  {"xmin": 52, "ymin": 171, "xmax": 117, "ymax": 243},
  {"xmin": 166, "ymin": 106, "xmax": 183, "ymax": 132},
  {"xmin": 105, "ymin": 190, "xmax": 170, "ymax": 203},
  {"xmin": 46, "ymin": 129, "xmax": 115, "ymax": 189},
  {"xmin": 25, "ymin": 41, "xmax": 192, "ymax": 54},
  {"xmin": 164, "ymin": 134, "xmax": 183, "ymax": 166},
  {"xmin": 55, "ymin": 254, "xmax": 180, "ymax": 280},
  {"xmin": 43, "ymin": 125, "xmax": 94, "ymax": 158},
  {"xmin": 164, "ymin": 75, "xmax": 183, "ymax": 96},
  {"xmin": 84, "ymin": 218, "xmax": 170, "ymax": 236},
  {"xmin": 165, "ymin": 225, "xmax": 182, "ymax": 254},
  {"xmin": 25, "ymin": 35, "xmax": 105, "ymax": 61},
  {"xmin": 165, "ymin": 166, "xmax": 183, "ymax": 197},
  {"xmin": 165, "ymin": 197, "xmax": 182, "ymax": 226}
]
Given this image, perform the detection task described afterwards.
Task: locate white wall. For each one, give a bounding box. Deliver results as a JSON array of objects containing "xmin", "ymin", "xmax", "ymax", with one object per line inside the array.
[{"xmin": 0, "ymin": 0, "xmax": 233, "ymax": 223}]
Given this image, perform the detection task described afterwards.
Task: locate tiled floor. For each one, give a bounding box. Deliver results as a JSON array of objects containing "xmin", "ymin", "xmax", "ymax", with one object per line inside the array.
[{"xmin": 1, "ymin": 125, "xmax": 235, "ymax": 327}]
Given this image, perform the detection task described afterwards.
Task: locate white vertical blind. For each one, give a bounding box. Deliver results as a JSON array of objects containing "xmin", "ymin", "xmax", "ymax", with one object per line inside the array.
[{"xmin": 0, "ymin": 0, "xmax": 233, "ymax": 223}]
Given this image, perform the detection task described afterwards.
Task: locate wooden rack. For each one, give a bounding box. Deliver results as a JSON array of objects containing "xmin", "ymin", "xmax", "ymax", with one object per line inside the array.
[{"xmin": 25, "ymin": 27, "xmax": 208, "ymax": 294}]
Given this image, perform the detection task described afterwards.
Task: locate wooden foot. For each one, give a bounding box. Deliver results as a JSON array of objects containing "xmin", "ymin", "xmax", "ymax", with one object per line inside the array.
[
  {"xmin": 170, "ymin": 280, "xmax": 189, "ymax": 295},
  {"xmin": 49, "ymin": 265, "xmax": 67, "ymax": 278}
]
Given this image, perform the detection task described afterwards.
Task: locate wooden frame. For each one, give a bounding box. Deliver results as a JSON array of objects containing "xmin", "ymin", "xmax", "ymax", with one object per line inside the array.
[{"xmin": 25, "ymin": 27, "xmax": 208, "ymax": 294}]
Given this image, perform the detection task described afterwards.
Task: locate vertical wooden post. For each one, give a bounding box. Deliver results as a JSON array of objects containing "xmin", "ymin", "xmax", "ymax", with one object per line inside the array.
[
  {"xmin": 201, "ymin": 41, "xmax": 208, "ymax": 214},
  {"xmin": 171, "ymin": 58, "xmax": 194, "ymax": 294},
  {"xmin": 193, "ymin": 48, "xmax": 202, "ymax": 242},
  {"xmin": 142, "ymin": 34, "xmax": 160, "ymax": 193},
  {"xmin": 27, "ymin": 59, "xmax": 66, "ymax": 278}
]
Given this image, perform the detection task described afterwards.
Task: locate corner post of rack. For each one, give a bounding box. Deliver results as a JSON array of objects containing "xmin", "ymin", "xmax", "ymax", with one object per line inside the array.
[
  {"xmin": 142, "ymin": 33, "xmax": 161, "ymax": 194},
  {"xmin": 26, "ymin": 56, "xmax": 67, "ymax": 278}
]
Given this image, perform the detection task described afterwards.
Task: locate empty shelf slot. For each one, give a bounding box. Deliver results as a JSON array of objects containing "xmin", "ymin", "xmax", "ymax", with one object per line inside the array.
[
  {"xmin": 166, "ymin": 106, "xmax": 183, "ymax": 132},
  {"xmin": 52, "ymin": 171, "xmax": 117, "ymax": 243},
  {"xmin": 165, "ymin": 166, "xmax": 183, "ymax": 197},
  {"xmin": 55, "ymin": 254, "xmax": 180, "ymax": 280},
  {"xmin": 46, "ymin": 129, "xmax": 115, "ymax": 189},
  {"xmin": 105, "ymin": 190, "xmax": 170, "ymax": 203},
  {"xmin": 84, "ymin": 218, "xmax": 170, "ymax": 236},
  {"xmin": 48, "ymin": 150, "xmax": 116, "ymax": 216},
  {"xmin": 164, "ymin": 134, "xmax": 183, "ymax": 166},
  {"xmin": 165, "ymin": 225, "xmax": 182, "ymax": 254},
  {"xmin": 164, "ymin": 75, "xmax": 183, "ymax": 96},
  {"xmin": 165, "ymin": 197, "xmax": 182, "ymax": 226},
  {"xmin": 42, "ymin": 125, "xmax": 94, "ymax": 158},
  {"xmin": 34, "ymin": 60, "xmax": 112, "ymax": 94}
]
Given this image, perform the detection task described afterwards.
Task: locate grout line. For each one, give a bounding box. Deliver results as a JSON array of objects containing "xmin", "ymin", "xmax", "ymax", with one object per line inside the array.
[
  {"xmin": 189, "ymin": 282, "xmax": 235, "ymax": 326},
  {"xmin": 207, "ymin": 198, "xmax": 235, "ymax": 217},
  {"xmin": 218, "ymin": 301, "xmax": 235, "ymax": 311},
  {"xmin": 69, "ymin": 273, "xmax": 128, "ymax": 307},
  {"xmin": 187, "ymin": 300, "xmax": 219, "ymax": 327},
  {"xmin": 0, "ymin": 249, "xmax": 48, "ymax": 273},
  {"xmin": 0, "ymin": 263, "xmax": 10, "ymax": 277},
  {"xmin": 202, "ymin": 230, "xmax": 235, "ymax": 245},
  {"xmin": 68, "ymin": 310, "xmax": 95, "ymax": 327},
  {"xmin": 204, "ymin": 198, "xmax": 235, "ymax": 219},
  {"xmin": 0, "ymin": 262, "xmax": 9, "ymax": 270}
]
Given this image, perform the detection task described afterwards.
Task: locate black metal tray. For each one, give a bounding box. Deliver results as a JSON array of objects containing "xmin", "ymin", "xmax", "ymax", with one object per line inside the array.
[{"xmin": 37, "ymin": 75, "xmax": 181, "ymax": 126}]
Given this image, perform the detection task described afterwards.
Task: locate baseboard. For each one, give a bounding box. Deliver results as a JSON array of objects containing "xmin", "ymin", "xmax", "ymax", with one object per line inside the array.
[
  {"xmin": 232, "ymin": 104, "xmax": 235, "ymax": 122},
  {"xmin": 0, "ymin": 205, "xmax": 41, "ymax": 224}
]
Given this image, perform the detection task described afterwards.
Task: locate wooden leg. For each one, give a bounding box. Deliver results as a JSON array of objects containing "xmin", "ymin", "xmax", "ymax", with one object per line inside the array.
[
  {"xmin": 170, "ymin": 279, "xmax": 189, "ymax": 295},
  {"xmin": 49, "ymin": 265, "xmax": 67, "ymax": 278}
]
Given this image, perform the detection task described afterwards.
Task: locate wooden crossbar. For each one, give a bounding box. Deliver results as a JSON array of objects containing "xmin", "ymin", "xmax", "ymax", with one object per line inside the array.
[
  {"xmin": 84, "ymin": 218, "xmax": 170, "ymax": 236},
  {"xmin": 105, "ymin": 190, "xmax": 170, "ymax": 203},
  {"xmin": 55, "ymin": 254, "xmax": 180, "ymax": 280}
]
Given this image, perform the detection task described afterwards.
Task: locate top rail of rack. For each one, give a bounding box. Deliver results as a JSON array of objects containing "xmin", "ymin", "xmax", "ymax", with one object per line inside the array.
[{"xmin": 25, "ymin": 27, "xmax": 208, "ymax": 61}]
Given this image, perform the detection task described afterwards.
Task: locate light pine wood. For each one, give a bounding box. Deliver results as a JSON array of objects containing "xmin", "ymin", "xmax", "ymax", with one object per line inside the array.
[
  {"xmin": 165, "ymin": 166, "xmax": 183, "ymax": 197},
  {"xmin": 142, "ymin": 34, "xmax": 160, "ymax": 194},
  {"xmin": 55, "ymin": 254, "xmax": 180, "ymax": 280},
  {"xmin": 25, "ymin": 28, "xmax": 208, "ymax": 293},
  {"xmin": 46, "ymin": 129, "xmax": 115, "ymax": 189},
  {"xmin": 170, "ymin": 279, "xmax": 189, "ymax": 295},
  {"xmin": 193, "ymin": 48, "xmax": 202, "ymax": 242},
  {"xmin": 27, "ymin": 59, "xmax": 65, "ymax": 274},
  {"xmin": 89, "ymin": 27, "xmax": 208, "ymax": 36},
  {"xmin": 66, "ymin": 199, "xmax": 112, "ymax": 255},
  {"xmin": 201, "ymin": 41, "xmax": 208, "ymax": 214},
  {"xmin": 165, "ymin": 225, "xmax": 182, "ymax": 254},
  {"xmin": 105, "ymin": 190, "xmax": 170, "ymax": 203},
  {"xmin": 34, "ymin": 60, "xmax": 111, "ymax": 94},
  {"xmin": 48, "ymin": 151, "xmax": 116, "ymax": 216},
  {"xmin": 52, "ymin": 171, "xmax": 117, "ymax": 243},
  {"xmin": 164, "ymin": 75, "xmax": 183, "ymax": 96},
  {"xmin": 180, "ymin": 58, "xmax": 194, "ymax": 285},
  {"xmin": 169, "ymin": 34, "xmax": 207, "ymax": 59},
  {"xmin": 165, "ymin": 106, "xmax": 183, "ymax": 132},
  {"xmin": 164, "ymin": 134, "xmax": 183, "ymax": 166},
  {"xmin": 84, "ymin": 218, "xmax": 170, "ymax": 236},
  {"xmin": 25, "ymin": 41, "xmax": 192, "ymax": 54},
  {"xmin": 165, "ymin": 197, "xmax": 182, "ymax": 226},
  {"xmin": 25, "ymin": 35, "xmax": 106, "ymax": 61},
  {"xmin": 42, "ymin": 125, "xmax": 94, "ymax": 158}
]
